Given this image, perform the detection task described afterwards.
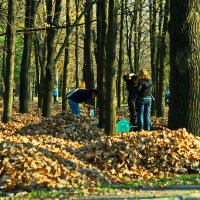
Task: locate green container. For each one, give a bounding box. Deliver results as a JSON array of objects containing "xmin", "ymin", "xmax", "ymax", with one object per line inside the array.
[{"xmin": 116, "ymin": 119, "xmax": 131, "ymax": 133}]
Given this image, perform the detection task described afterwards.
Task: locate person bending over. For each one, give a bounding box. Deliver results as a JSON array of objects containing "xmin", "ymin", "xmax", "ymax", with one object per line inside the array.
[{"xmin": 67, "ymin": 88, "xmax": 99, "ymax": 115}]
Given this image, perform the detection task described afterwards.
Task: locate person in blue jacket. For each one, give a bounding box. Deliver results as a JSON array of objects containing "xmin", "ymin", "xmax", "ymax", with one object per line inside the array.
[
  {"xmin": 53, "ymin": 88, "xmax": 58, "ymax": 104},
  {"xmin": 165, "ymin": 91, "xmax": 170, "ymax": 106},
  {"xmin": 67, "ymin": 88, "xmax": 99, "ymax": 115}
]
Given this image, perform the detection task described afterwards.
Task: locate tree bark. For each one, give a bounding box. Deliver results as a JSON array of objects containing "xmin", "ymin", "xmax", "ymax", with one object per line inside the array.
[
  {"xmin": 149, "ymin": 0, "xmax": 157, "ymax": 116},
  {"xmin": 75, "ymin": 0, "xmax": 79, "ymax": 88},
  {"xmin": 169, "ymin": 0, "xmax": 200, "ymax": 135},
  {"xmin": 105, "ymin": 0, "xmax": 118, "ymax": 136},
  {"xmin": 117, "ymin": 0, "xmax": 125, "ymax": 108},
  {"xmin": 157, "ymin": 0, "xmax": 169, "ymax": 117},
  {"xmin": 62, "ymin": 0, "xmax": 70, "ymax": 111},
  {"xmin": 83, "ymin": 0, "xmax": 94, "ymax": 90},
  {"xmin": 42, "ymin": 0, "xmax": 62, "ymax": 117},
  {"xmin": 96, "ymin": 0, "xmax": 107, "ymax": 128},
  {"xmin": 2, "ymin": 0, "xmax": 16, "ymax": 123},
  {"xmin": 19, "ymin": 0, "xmax": 36, "ymax": 113}
]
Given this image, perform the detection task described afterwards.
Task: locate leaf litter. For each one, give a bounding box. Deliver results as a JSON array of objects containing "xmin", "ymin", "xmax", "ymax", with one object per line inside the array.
[{"xmin": 0, "ymin": 103, "xmax": 199, "ymax": 194}]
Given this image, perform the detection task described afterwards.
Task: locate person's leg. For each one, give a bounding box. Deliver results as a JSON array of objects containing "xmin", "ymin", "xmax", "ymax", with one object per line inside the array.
[
  {"xmin": 144, "ymin": 97, "xmax": 152, "ymax": 131},
  {"xmin": 128, "ymin": 99, "xmax": 136, "ymax": 125},
  {"xmin": 54, "ymin": 96, "xmax": 56, "ymax": 104},
  {"xmin": 137, "ymin": 100, "xmax": 144, "ymax": 131},
  {"xmin": 68, "ymin": 99, "xmax": 80, "ymax": 115}
]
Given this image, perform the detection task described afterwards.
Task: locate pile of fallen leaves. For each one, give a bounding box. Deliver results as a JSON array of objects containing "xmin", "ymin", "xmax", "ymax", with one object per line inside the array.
[
  {"xmin": 0, "ymin": 102, "xmax": 200, "ymax": 191},
  {"xmin": 75, "ymin": 129, "xmax": 200, "ymax": 182}
]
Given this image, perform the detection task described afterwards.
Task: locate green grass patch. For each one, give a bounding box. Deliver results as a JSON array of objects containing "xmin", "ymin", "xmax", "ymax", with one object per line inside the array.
[{"xmin": 1, "ymin": 173, "xmax": 199, "ymax": 199}]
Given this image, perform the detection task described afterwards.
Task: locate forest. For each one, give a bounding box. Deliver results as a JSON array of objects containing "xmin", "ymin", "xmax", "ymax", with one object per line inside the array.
[{"xmin": 0, "ymin": 0, "xmax": 200, "ymax": 198}]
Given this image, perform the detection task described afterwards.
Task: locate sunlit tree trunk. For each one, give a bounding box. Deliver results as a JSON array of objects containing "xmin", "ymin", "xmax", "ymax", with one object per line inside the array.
[
  {"xmin": 62, "ymin": 0, "xmax": 70, "ymax": 111},
  {"xmin": 157, "ymin": 0, "xmax": 169, "ymax": 117},
  {"xmin": 2, "ymin": 0, "xmax": 16, "ymax": 123},
  {"xmin": 105, "ymin": 0, "xmax": 118, "ymax": 136}
]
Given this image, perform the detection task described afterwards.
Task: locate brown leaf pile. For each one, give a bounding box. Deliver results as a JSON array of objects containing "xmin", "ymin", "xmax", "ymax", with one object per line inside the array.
[
  {"xmin": 0, "ymin": 102, "xmax": 200, "ymax": 191},
  {"xmin": 75, "ymin": 129, "xmax": 200, "ymax": 183}
]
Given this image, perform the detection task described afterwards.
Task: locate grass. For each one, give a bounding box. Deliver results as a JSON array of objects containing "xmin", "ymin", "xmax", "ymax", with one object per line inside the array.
[{"xmin": 1, "ymin": 173, "xmax": 199, "ymax": 199}]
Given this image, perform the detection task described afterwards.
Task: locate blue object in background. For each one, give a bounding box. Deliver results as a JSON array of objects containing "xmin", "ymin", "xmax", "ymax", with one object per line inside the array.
[
  {"xmin": 116, "ymin": 119, "xmax": 131, "ymax": 133},
  {"xmin": 89, "ymin": 109, "xmax": 95, "ymax": 117},
  {"xmin": 165, "ymin": 91, "xmax": 170, "ymax": 106}
]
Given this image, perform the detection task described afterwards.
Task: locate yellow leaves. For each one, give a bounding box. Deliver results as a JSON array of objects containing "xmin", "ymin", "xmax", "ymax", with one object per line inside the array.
[{"xmin": 0, "ymin": 102, "xmax": 200, "ymax": 191}]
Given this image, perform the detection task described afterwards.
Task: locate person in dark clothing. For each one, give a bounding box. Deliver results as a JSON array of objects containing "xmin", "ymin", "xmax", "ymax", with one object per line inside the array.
[
  {"xmin": 136, "ymin": 69, "xmax": 153, "ymax": 131},
  {"xmin": 67, "ymin": 88, "xmax": 99, "ymax": 115},
  {"xmin": 123, "ymin": 73, "xmax": 138, "ymax": 126}
]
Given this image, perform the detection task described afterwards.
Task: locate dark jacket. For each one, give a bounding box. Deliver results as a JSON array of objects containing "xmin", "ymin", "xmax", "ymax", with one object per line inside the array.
[
  {"xmin": 123, "ymin": 75, "xmax": 137, "ymax": 100},
  {"xmin": 137, "ymin": 79, "xmax": 152, "ymax": 97},
  {"xmin": 69, "ymin": 89, "xmax": 92, "ymax": 103}
]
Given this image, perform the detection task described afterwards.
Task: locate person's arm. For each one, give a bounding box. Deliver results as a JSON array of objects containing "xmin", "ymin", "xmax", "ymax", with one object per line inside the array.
[
  {"xmin": 136, "ymin": 81, "xmax": 143, "ymax": 92},
  {"xmin": 123, "ymin": 74, "xmax": 129, "ymax": 81},
  {"xmin": 82, "ymin": 102, "xmax": 93, "ymax": 109}
]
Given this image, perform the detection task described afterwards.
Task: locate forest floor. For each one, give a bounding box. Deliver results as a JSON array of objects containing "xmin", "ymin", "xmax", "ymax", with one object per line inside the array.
[{"xmin": 0, "ymin": 100, "xmax": 200, "ymax": 199}]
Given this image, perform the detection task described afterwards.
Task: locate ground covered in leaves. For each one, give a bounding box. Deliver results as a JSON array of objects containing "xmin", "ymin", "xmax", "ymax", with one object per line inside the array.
[{"xmin": 0, "ymin": 102, "xmax": 200, "ymax": 195}]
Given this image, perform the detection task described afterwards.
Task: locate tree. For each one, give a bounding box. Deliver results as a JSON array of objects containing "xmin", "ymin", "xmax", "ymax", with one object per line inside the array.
[
  {"xmin": 42, "ymin": 0, "xmax": 62, "ymax": 117},
  {"xmin": 117, "ymin": 0, "xmax": 125, "ymax": 108},
  {"xmin": 62, "ymin": 0, "xmax": 70, "ymax": 111},
  {"xmin": 169, "ymin": 0, "xmax": 200, "ymax": 135},
  {"xmin": 2, "ymin": 0, "xmax": 16, "ymax": 122},
  {"xmin": 149, "ymin": 0, "xmax": 157, "ymax": 116},
  {"xmin": 104, "ymin": 0, "xmax": 118, "ymax": 136},
  {"xmin": 19, "ymin": 0, "xmax": 36, "ymax": 113},
  {"xmin": 96, "ymin": 0, "xmax": 107, "ymax": 128},
  {"xmin": 83, "ymin": 0, "xmax": 94, "ymax": 90},
  {"xmin": 156, "ymin": 0, "xmax": 169, "ymax": 117},
  {"xmin": 75, "ymin": 0, "xmax": 80, "ymax": 88}
]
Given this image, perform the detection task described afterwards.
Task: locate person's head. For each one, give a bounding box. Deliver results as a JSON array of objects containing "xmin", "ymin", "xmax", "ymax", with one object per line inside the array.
[
  {"xmin": 131, "ymin": 75, "xmax": 138, "ymax": 83},
  {"xmin": 138, "ymin": 69, "xmax": 151, "ymax": 80},
  {"xmin": 89, "ymin": 89, "xmax": 99, "ymax": 98}
]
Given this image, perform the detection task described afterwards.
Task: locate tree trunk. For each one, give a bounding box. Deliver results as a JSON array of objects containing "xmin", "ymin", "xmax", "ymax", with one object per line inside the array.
[
  {"xmin": 133, "ymin": 0, "xmax": 139, "ymax": 71},
  {"xmin": 2, "ymin": 0, "xmax": 16, "ymax": 123},
  {"xmin": 42, "ymin": 0, "xmax": 62, "ymax": 117},
  {"xmin": 125, "ymin": 0, "xmax": 133, "ymax": 72},
  {"xmin": 157, "ymin": 0, "xmax": 169, "ymax": 117},
  {"xmin": 96, "ymin": 0, "xmax": 107, "ymax": 128},
  {"xmin": 169, "ymin": 0, "xmax": 200, "ymax": 135},
  {"xmin": 149, "ymin": 0, "xmax": 157, "ymax": 116},
  {"xmin": 62, "ymin": 0, "xmax": 70, "ymax": 111},
  {"xmin": 155, "ymin": 0, "xmax": 163, "ymax": 117},
  {"xmin": 117, "ymin": 0, "xmax": 125, "ymax": 108},
  {"xmin": 105, "ymin": 0, "xmax": 118, "ymax": 136},
  {"xmin": 83, "ymin": 0, "xmax": 94, "ymax": 89},
  {"xmin": 2, "ymin": 36, "xmax": 7, "ymax": 84},
  {"xmin": 34, "ymin": 33, "xmax": 40, "ymax": 98},
  {"xmin": 75, "ymin": 0, "xmax": 79, "ymax": 88},
  {"xmin": 19, "ymin": 0, "xmax": 36, "ymax": 113}
]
